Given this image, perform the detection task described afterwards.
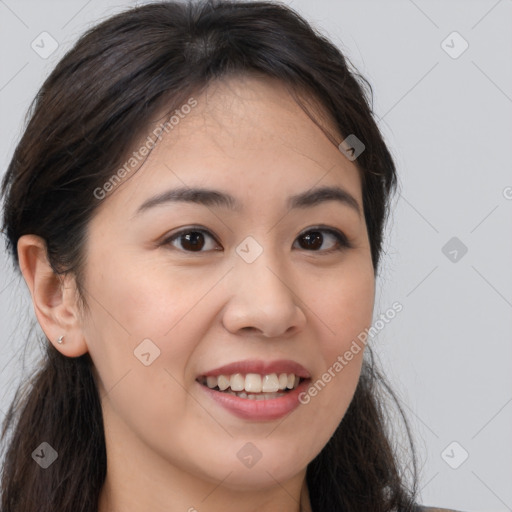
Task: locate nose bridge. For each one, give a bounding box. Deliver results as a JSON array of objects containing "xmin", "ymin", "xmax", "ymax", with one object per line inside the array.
[
  {"xmin": 223, "ymin": 234, "xmax": 305, "ymax": 337},
  {"xmin": 236, "ymin": 235, "xmax": 292, "ymax": 301}
]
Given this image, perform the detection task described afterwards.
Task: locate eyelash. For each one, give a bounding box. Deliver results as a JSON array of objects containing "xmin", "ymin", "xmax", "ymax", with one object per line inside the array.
[{"xmin": 160, "ymin": 225, "xmax": 352, "ymax": 255}]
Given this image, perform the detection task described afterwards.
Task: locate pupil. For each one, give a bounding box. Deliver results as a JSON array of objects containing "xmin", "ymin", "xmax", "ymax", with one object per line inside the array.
[
  {"xmin": 302, "ymin": 232, "xmax": 322, "ymax": 250},
  {"xmin": 183, "ymin": 232, "xmax": 204, "ymax": 251}
]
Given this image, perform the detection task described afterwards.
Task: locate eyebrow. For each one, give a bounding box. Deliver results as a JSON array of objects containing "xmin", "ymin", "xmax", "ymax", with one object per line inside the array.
[{"xmin": 135, "ymin": 185, "xmax": 362, "ymax": 218}]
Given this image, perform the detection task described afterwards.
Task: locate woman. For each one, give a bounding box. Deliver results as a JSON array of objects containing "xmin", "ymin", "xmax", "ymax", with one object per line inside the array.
[{"xmin": 0, "ymin": 1, "xmax": 463, "ymax": 511}]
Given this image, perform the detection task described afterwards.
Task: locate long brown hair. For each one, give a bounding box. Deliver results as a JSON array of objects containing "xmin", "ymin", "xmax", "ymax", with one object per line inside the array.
[{"xmin": 0, "ymin": 1, "xmax": 419, "ymax": 510}]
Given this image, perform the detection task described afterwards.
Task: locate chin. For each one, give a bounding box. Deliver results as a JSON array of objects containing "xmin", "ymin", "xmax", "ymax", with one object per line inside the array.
[{"xmin": 214, "ymin": 464, "xmax": 302, "ymax": 491}]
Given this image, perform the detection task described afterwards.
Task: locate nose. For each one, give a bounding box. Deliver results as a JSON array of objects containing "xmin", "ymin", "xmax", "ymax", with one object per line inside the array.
[{"xmin": 221, "ymin": 249, "xmax": 307, "ymax": 338}]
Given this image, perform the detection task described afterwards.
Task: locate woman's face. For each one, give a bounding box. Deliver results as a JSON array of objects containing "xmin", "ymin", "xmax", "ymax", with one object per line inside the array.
[{"xmin": 81, "ymin": 75, "xmax": 375, "ymax": 494}]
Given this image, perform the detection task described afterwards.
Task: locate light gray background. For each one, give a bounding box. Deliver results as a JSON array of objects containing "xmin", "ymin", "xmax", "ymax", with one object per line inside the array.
[{"xmin": 1, "ymin": 1, "xmax": 511, "ymax": 511}]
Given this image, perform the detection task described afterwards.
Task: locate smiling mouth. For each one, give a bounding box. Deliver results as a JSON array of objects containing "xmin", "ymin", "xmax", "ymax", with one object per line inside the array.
[{"xmin": 197, "ymin": 372, "xmax": 306, "ymax": 400}]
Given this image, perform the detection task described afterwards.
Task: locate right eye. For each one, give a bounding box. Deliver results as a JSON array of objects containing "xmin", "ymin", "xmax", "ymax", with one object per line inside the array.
[{"xmin": 161, "ymin": 227, "xmax": 222, "ymax": 253}]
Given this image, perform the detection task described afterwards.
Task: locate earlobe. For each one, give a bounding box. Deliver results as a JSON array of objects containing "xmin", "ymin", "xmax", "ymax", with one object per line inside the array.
[{"xmin": 17, "ymin": 234, "xmax": 89, "ymax": 357}]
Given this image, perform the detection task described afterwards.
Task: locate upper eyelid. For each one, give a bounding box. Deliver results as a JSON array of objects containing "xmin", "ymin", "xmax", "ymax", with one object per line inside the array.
[
  {"xmin": 166, "ymin": 225, "xmax": 343, "ymax": 238},
  {"xmin": 164, "ymin": 225, "xmax": 349, "ymax": 248}
]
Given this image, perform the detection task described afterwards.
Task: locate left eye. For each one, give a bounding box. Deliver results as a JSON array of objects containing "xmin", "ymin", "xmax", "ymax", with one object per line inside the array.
[
  {"xmin": 162, "ymin": 226, "xmax": 350, "ymax": 253},
  {"xmin": 294, "ymin": 227, "xmax": 350, "ymax": 252}
]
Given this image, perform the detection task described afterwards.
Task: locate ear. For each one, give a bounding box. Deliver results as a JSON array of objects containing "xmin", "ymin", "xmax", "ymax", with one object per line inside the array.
[{"xmin": 17, "ymin": 234, "xmax": 89, "ymax": 357}]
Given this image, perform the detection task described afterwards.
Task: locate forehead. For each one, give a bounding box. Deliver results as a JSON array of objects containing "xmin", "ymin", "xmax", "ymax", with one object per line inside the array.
[{"xmin": 95, "ymin": 74, "xmax": 363, "ymax": 218}]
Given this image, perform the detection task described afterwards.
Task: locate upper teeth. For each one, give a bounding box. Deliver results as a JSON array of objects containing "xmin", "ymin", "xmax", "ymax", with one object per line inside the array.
[{"xmin": 203, "ymin": 373, "xmax": 300, "ymax": 393}]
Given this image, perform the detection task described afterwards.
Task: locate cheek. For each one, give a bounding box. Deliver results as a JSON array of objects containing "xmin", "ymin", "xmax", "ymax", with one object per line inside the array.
[
  {"xmin": 81, "ymin": 251, "xmax": 218, "ymax": 405},
  {"xmin": 82, "ymin": 258, "xmax": 213, "ymax": 455},
  {"xmin": 300, "ymin": 259, "xmax": 374, "ymax": 417},
  {"xmin": 307, "ymin": 259, "xmax": 375, "ymax": 359},
  {"xmin": 84, "ymin": 247, "xmax": 218, "ymax": 341}
]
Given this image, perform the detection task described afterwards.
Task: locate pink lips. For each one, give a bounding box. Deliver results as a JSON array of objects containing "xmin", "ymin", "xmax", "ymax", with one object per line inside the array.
[{"xmin": 196, "ymin": 359, "xmax": 311, "ymax": 421}]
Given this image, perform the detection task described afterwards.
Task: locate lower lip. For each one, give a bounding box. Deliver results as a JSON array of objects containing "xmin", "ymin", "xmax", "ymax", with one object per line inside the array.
[{"xmin": 197, "ymin": 379, "xmax": 310, "ymax": 421}]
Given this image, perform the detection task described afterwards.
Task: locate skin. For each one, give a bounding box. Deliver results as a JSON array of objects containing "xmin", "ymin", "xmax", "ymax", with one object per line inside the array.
[{"xmin": 18, "ymin": 74, "xmax": 375, "ymax": 512}]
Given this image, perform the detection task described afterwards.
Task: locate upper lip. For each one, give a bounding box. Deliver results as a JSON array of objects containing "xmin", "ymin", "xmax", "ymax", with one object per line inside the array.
[{"xmin": 198, "ymin": 359, "xmax": 311, "ymax": 379}]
